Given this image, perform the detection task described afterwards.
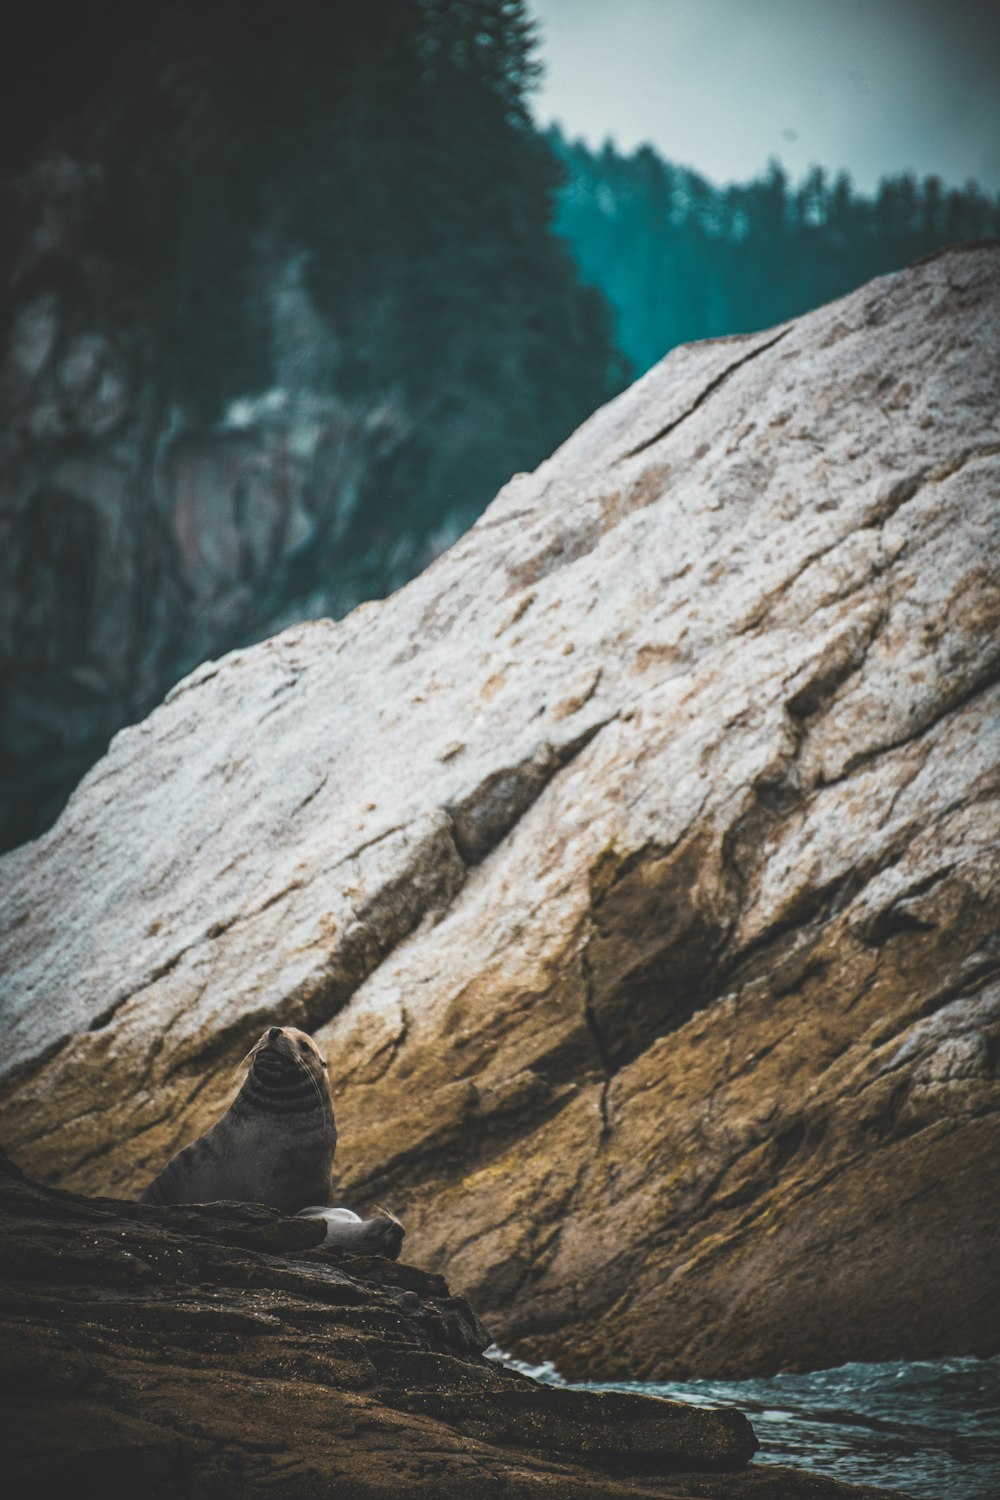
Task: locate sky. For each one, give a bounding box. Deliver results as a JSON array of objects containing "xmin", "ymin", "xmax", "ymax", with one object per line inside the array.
[{"xmin": 528, "ymin": 0, "xmax": 1000, "ymax": 192}]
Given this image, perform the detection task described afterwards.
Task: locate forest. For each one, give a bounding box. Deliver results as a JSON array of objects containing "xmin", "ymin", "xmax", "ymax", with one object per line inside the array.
[{"xmin": 551, "ymin": 127, "xmax": 1000, "ymax": 376}]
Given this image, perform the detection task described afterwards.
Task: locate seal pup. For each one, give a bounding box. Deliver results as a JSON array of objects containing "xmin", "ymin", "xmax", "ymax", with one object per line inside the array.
[
  {"xmin": 139, "ymin": 1025, "xmax": 336, "ymax": 1213},
  {"xmin": 297, "ymin": 1204, "xmax": 405, "ymax": 1260}
]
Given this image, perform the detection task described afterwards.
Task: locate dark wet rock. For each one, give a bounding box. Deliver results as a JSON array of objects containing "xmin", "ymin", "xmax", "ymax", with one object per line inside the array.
[{"xmin": 0, "ymin": 1152, "xmax": 902, "ymax": 1498}]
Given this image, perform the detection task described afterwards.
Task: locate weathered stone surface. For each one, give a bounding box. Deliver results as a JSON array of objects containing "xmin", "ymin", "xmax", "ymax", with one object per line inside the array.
[
  {"xmin": 1, "ymin": 245, "xmax": 998, "ymax": 1383},
  {"xmin": 1, "ymin": 1153, "xmax": 905, "ymax": 1498}
]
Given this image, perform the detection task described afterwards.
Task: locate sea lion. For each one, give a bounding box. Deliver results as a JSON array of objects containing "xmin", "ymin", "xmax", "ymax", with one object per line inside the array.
[
  {"xmin": 297, "ymin": 1204, "xmax": 405, "ymax": 1260},
  {"xmin": 139, "ymin": 1025, "xmax": 336, "ymax": 1212}
]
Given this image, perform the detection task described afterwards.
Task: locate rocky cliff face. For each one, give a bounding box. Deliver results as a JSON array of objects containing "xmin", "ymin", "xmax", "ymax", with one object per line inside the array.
[
  {"xmin": 3, "ymin": 1153, "xmax": 908, "ymax": 1498},
  {"xmin": 1, "ymin": 244, "xmax": 997, "ymax": 1383},
  {"xmin": 0, "ymin": 166, "xmax": 421, "ymax": 851}
]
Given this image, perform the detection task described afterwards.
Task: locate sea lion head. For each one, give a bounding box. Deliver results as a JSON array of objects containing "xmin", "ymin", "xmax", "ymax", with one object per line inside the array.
[
  {"xmin": 246, "ymin": 1025, "xmax": 328, "ymax": 1071},
  {"xmin": 240, "ymin": 1025, "xmax": 333, "ymax": 1115}
]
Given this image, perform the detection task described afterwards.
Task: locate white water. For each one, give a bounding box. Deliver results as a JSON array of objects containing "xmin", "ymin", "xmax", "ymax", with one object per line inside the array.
[{"xmin": 485, "ymin": 1350, "xmax": 1000, "ymax": 1498}]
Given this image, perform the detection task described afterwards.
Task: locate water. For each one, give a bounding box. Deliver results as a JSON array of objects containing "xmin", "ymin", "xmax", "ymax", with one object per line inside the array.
[{"xmin": 485, "ymin": 1349, "xmax": 1000, "ymax": 1498}]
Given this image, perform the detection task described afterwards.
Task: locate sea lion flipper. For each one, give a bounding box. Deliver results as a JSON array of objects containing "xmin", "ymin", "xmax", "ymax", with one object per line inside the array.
[{"xmin": 298, "ymin": 1204, "xmax": 405, "ymax": 1259}]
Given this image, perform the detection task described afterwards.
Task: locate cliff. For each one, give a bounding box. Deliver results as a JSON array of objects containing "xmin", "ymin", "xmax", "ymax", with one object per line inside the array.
[
  {"xmin": 0, "ymin": 244, "xmax": 997, "ymax": 1384},
  {"xmin": 0, "ymin": 173, "xmax": 428, "ymax": 850}
]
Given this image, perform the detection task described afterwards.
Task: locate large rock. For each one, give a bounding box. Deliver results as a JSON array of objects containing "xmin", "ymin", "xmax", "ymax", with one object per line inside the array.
[
  {"xmin": 1, "ymin": 244, "xmax": 998, "ymax": 1382},
  {"xmin": 2, "ymin": 1152, "xmax": 908, "ymax": 1499}
]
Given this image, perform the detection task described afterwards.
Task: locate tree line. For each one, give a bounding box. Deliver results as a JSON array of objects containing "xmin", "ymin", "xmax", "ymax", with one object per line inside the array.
[{"xmin": 550, "ymin": 126, "xmax": 1000, "ymax": 376}]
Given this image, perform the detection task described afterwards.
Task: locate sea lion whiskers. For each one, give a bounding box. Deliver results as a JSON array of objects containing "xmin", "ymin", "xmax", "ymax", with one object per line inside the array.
[
  {"xmin": 231, "ymin": 1035, "xmax": 269, "ymax": 1105},
  {"xmin": 270, "ymin": 1026, "xmax": 331, "ymax": 1116},
  {"xmin": 294, "ymin": 1041, "xmax": 331, "ymax": 1116},
  {"xmin": 238, "ymin": 1033, "xmax": 268, "ymax": 1070}
]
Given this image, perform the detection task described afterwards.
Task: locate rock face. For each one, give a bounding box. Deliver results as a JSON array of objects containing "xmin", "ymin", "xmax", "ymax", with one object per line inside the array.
[
  {"xmin": 3, "ymin": 1152, "xmax": 909, "ymax": 1499},
  {"xmin": 1, "ymin": 245, "xmax": 998, "ymax": 1383},
  {"xmin": 0, "ymin": 189, "xmax": 420, "ymax": 852}
]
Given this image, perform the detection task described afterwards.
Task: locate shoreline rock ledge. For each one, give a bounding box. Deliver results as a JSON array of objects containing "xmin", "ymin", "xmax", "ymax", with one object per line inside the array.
[
  {"xmin": 0, "ymin": 1154, "xmax": 904, "ymax": 1497},
  {"xmin": 0, "ymin": 244, "xmax": 999, "ymax": 1385}
]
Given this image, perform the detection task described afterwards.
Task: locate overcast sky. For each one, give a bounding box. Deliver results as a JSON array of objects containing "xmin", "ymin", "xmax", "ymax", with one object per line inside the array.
[{"xmin": 528, "ymin": 0, "xmax": 1000, "ymax": 192}]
